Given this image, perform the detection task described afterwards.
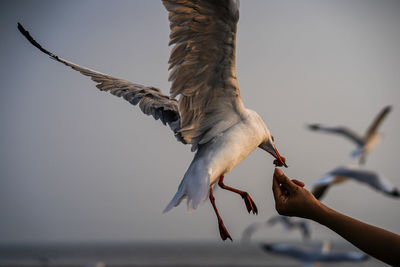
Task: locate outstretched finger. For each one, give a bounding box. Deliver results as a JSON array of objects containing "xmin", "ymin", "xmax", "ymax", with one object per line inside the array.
[
  {"xmin": 274, "ymin": 168, "xmax": 297, "ymax": 192},
  {"xmin": 272, "ymin": 170, "xmax": 282, "ymax": 201}
]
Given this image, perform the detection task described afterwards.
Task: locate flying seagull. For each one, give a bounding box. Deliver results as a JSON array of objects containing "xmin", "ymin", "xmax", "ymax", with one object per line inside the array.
[
  {"xmin": 311, "ymin": 165, "xmax": 400, "ymax": 200},
  {"xmin": 241, "ymin": 215, "xmax": 310, "ymax": 242},
  {"xmin": 261, "ymin": 242, "xmax": 368, "ymax": 267},
  {"xmin": 266, "ymin": 215, "xmax": 311, "ymax": 240},
  {"xmin": 18, "ymin": 0, "xmax": 287, "ymax": 241},
  {"xmin": 308, "ymin": 105, "xmax": 392, "ymax": 164}
]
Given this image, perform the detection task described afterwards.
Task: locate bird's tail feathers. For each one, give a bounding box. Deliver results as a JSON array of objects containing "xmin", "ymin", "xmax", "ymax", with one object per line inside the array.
[
  {"xmin": 163, "ymin": 168, "xmax": 210, "ymax": 213},
  {"xmin": 163, "ymin": 189, "xmax": 185, "ymax": 213}
]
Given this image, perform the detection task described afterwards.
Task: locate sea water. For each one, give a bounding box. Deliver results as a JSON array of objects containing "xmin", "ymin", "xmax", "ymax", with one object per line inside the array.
[{"xmin": 0, "ymin": 241, "xmax": 386, "ymax": 266}]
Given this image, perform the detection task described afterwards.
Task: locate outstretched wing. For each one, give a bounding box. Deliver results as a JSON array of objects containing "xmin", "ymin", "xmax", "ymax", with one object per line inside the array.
[
  {"xmin": 307, "ymin": 124, "xmax": 364, "ymax": 146},
  {"xmin": 364, "ymin": 105, "xmax": 392, "ymax": 141},
  {"xmin": 18, "ymin": 23, "xmax": 183, "ymax": 143},
  {"xmin": 308, "ymin": 106, "xmax": 392, "ymax": 150},
  {"xmin": 331, "ymin": 166, "xmax": 399, "ymax": 197},
  {"xmin": 163, "ymin": 0, "xmax": 246, "ymax": 151}
]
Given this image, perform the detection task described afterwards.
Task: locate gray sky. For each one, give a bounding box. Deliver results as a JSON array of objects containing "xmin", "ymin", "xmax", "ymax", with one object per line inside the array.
[{"xmin": 1, "ymin": 0, "xmax": 399, "ymax": 243}]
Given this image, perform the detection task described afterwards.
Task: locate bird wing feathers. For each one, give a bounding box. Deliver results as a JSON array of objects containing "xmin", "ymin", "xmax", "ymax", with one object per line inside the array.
[
  {"xmin": 313, "ymin": 165, "xmax": 399, "ymax": 198},
  {"xmin": 311, "ymin": 173, "xmax": 345, "ymax": 200},
  {"xmin": 330, "ymin": 166, "xmax": 396, "ymax": 194},
  {"xmin": 364, "ymin": 105, "xmax": 392, "ymax": 142},
  {"xmin": 163, "ymin": 0, "xmax": 246, "ymax": 151},
  {"xmin": 311, "ymin": 184, "xmax": 330, "ymax": 200},
  {"xmin": 18, "ymin": 23, "xmax": 183, "ymax": 142},
  {"xmin": 308, "ymin": 124, "xmax": 364, "ymax": 146}
]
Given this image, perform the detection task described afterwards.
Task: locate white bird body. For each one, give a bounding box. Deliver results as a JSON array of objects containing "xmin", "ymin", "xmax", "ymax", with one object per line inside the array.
[
  {"xmin": 207, "ymin": 110, "xmax": 269, "ymax": 182},
  {"xmin": 165, "ymin": 109, "xmax": 269, "ymax": 212},
  {"xmin": 363, "ymin": 133, "xmax": 380, "ymax": 155},
  {"xmin": 352, "ymin": 133, "xmax": 380, "ymax": 159}
]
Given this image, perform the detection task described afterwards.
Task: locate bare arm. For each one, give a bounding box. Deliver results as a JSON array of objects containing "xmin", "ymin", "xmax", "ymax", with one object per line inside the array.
[{"xmin": 272, "ymin": 168, "xmax": 400, "ymax": 266}]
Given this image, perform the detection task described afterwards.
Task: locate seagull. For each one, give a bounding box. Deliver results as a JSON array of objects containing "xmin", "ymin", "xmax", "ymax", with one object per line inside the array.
[
  {"xmin": 267, "ymin": 215, "xmax": 311, "ymax": 240},
  {"xmin": 18, "ymin": 0, "xmax": 287, "ymax": 241},
  {"xmin": 308, "ymin": 105, "xmax": 392, "ymax": 164},
  {"xmin": 311, "ymin": 165, "xmax": 400, "ymax": 200},
  {"xmin": 241, "ymin": 215, "xmax": 311, "ymax": 242},
  {"xmin": 261, "ymin": 242, "xmax": 368, "ymax": 267}
]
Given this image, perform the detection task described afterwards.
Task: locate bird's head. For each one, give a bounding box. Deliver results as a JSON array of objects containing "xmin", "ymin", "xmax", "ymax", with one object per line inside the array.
[{"xmin": 259, "ymin": 132, "xmax": 287, "ymax": 168}]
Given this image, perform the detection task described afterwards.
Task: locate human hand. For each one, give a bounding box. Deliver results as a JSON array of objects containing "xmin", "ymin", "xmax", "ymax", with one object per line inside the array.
[{"xmin": 272, "ymin": 168, "xmax": 321, "ymax": 219}]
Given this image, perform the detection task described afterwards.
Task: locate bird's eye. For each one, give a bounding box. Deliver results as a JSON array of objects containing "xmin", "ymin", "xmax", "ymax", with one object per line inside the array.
[{"xmin": 271, "ymin": 135, "xmax": 275, "ymax": 142}]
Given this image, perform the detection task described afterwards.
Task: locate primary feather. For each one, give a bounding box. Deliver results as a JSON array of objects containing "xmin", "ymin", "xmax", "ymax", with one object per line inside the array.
[{"xmin": 17, "ymin": 23, "xmax": 183, "ymax": 142}]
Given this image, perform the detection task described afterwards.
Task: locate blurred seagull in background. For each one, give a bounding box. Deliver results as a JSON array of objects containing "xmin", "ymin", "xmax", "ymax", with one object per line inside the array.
[
  {"xmin": 308, "ymin": 105, "xmax": 392, "ymax": 164},
  {"xmin": 241, "ymin": 215, "xmax": 310, "ymax": 242},
  {"xmin": 18, "ymin": 0, "xmax": 287, "ymax": 241},
  {"xmin": 267, "ymin": 215, "xmax": 311, "ymax": 240},
  {"xmin": 261, "ymin": 241, "xmax": 368, "ymax": 267},
  {"xmin": 311, "ymin": 165, "xmax": 400, "ymax": 200}
]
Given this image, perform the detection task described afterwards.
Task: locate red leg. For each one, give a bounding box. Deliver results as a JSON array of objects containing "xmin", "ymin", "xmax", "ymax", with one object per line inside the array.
[
  {"xmin": 218, "ymin": 175, "xmax": 258, "ymax": 215},
  {"xmin": 209, "ymin": 185, "xmax": 232, "ymax": 241}
]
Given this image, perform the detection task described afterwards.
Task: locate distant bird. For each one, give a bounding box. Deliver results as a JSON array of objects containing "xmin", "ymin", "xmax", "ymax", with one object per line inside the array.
[
  {"xmin": 261, "ymin": 242, "xmax": 368, "ymax": 267},
  {"xmin": 241, "ymin": 216, "xmax": 310, "ymax": 242},
  {"xmin": 308, "ymin": 105, "xmax": 392, "ymax": 164},
  {"xmin": 18, "ymin": 0, "xmax": 287, "ymax": 241},
  {"xmin": 312, "ymin": 165, "xmax": 400, "ymax": 200},
  {"xmin": 267, "ymin": 215, "xmax": 311, "ymax": 240}
]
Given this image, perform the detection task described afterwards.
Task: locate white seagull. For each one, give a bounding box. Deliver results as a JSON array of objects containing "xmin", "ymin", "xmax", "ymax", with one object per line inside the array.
[
  {"xmin": 311, "ymin": 165, "xmax": 400, "ymax": 200},
  {"xmin": 261, "ymin": 242, "xmax": 368, "ymax": 267},
  {"xmin": 308, "ymin": 105, "xmax": 392, "ymax": 164},
  {"xmin": 18, "ymin": 0, "xmax": 287, "ymax": 241}
]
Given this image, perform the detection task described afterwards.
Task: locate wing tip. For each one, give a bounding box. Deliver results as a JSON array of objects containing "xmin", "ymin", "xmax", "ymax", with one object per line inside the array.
[
  {"xmin": 17, "ymin": 22, "xmax": 58, "ymax": 60},
  {"xmin": 307, "ymin": 123, "xmax": 320, "ymax": 130}
]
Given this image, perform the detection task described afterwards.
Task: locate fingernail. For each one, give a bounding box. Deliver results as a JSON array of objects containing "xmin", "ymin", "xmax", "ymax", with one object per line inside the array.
[{"xmin": 274, "ymin": 168, "xmax": 284, "ymax": 177}]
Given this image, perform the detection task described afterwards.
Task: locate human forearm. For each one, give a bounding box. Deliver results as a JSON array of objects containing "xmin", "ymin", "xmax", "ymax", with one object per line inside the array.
[{"xmin": 311, "ymin": 202, "xmax": 400, "ymax": 266}]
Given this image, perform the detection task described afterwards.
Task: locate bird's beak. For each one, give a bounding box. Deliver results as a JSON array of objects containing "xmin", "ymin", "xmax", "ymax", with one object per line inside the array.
[{"xmin": 271, "ymin": 145, "xmax": 288, "ymax": 168}]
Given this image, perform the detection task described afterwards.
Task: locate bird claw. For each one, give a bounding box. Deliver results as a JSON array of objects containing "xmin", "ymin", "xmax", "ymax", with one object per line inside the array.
[
  {"xmin": 241, "ymin": 192, "xmax": 258, "ymax": 215},
  {"xmin": 218, "ymin": 221, "xmax": 232, "ymax": 241}
]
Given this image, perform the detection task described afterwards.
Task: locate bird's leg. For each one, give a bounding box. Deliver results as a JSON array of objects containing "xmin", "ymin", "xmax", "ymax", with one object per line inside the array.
[
  {"xmin": 209, "ymin": 185, "xmax": 232, "ymax": 241},
  {"xmin": 218, "ymin": 175, "xmax": 258, "ymax": 214}
]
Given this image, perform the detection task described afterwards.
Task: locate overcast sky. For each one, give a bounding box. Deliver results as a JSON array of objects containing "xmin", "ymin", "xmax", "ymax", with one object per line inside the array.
[{"xmin": 1, "ymin": 0, "xmax": 399, "ymax": 243}]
